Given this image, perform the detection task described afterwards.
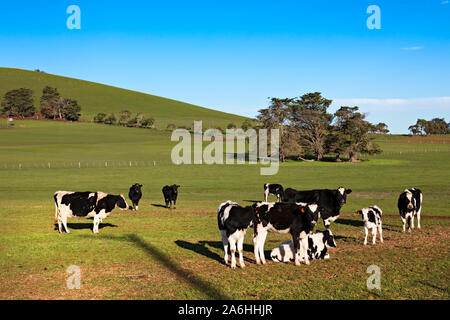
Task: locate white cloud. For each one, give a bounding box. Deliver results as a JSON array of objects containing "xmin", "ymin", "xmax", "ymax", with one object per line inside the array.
[
  {"xmin": 401, "ymin": 46, "xmax": 424, "ymax": 51},
  {"xmin": 441, "ymin": 1, "xmax": 449, "ymax": 5}
]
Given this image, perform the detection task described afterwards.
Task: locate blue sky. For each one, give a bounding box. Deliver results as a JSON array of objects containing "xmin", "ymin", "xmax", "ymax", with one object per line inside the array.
[{"xmin": 1, "ymin": 0, "xmax": 449, "ymax": 133}]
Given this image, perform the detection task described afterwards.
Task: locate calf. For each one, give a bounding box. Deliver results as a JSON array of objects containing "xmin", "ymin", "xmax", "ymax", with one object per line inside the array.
[
  {"xmin": 264, "ymin": 183, "xmax": 284, "ymax": 202},
  {"xmin": 282, "ymin": 187, "xmax": 352, "ymax": 228},
  {"xmin": 270, "ymin": 229, "xmax": 337, "ymax": 262},
  {"xmin": 398, "ymin": 188, "xmax": 423, "ymax": 232},
  {"xmin": 217, "ymin": 201, "xmax": 254, "ymax": 269},
  {"xmin": 252, "ymin": 202, "xmax": 319, "ymax": 266},
  {"xmin": 356, "ymin": 205, "xmax": 383, "ymax": 245},
  {"xmin": 162, "ymin": 184, "xmax": 180, "ymax": 209},
  {"xmin": 54, "ymin": 191, "xmax": 128, "ymax": 234},
  {"xmin": 128, "ymin": 183, "xmax": 143, "ymax": 211}
]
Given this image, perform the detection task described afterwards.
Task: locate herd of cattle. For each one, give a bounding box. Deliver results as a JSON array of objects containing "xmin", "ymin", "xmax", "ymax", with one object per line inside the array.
[
  {"xmin": 52, "ymin": 182, "xmax": 423, "ymax": 269},
  {"xmin": 218, "ymin": 184, "xmax": 423, "ymax": 268}
]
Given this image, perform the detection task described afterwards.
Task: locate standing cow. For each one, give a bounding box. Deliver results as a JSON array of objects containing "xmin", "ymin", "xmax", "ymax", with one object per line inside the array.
[
  {"xmin": 128, "ymin": 183, "xmax": 143, "ymax": 211},
  {"xmin": 398, "ymin": 188, "xmax": 423, "ymax": 232},
  {"xmin": 282, "ymin": 187, "xmax": 352, "ymax": 228},
  {"xmin": 217, "ymin": 201, "xmax": 254, "ymax": 269},
  {"xmin": 162, "ymin": 185, "xmax": 180, "ymax": 209},
  {"xmin": 264, "ymin": 183, "xmax": 284, "ymax": 202},
  {"xmin": 356, "ymin": 205, "xmax": 383, "ymax": 245},
  {"xmin": 54, "ymin": 191, "xmax": 128, "ymax": 234}
]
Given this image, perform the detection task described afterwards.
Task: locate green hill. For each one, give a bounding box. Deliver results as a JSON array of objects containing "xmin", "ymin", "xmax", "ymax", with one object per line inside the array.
[{"xmin": 0, "ymin": 67, "xmax": 248, "ymax": 128}]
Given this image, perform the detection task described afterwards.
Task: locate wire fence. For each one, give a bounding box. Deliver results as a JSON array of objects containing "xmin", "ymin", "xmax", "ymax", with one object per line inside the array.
[{"xmin": 0, "ymin": 160, "xmax": 175, "ymax": 170}]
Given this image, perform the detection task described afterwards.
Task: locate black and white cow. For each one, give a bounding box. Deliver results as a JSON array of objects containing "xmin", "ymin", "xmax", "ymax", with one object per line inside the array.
[
  {"xmin": 162, "ymin": 185, "xmax": 180, "ymax": 209},
  {"xmin": 270, "ymin": 229, "xmax": 337, "ymax": 262},
  {"xmin": 356, "ymin": 205, "xmax": 383, "ymax": 245},
  {"xmin": 128, "ymin": 183, "xmax": 143, "ymax": 211},
  {"xmin": 398, "ymin": 188, "xmax": 423, "ymax": 232},
  {"xmin": 264, "ymin": 183, "xmax": 284, "ymax": 202},
  {"xmin": 54, "ymin": 191, "xmax": 128, "ymax": 234},
  {"xmin": 282, "ymin": 187, "xmax": 352, "ymax": 228},
  {"xmin": 252, "ymin": 202, "xmax": 320, "ymax": 266},
  {"xmin": 217, "ymin": 201, "xmax": 254, "ymax": 269}
]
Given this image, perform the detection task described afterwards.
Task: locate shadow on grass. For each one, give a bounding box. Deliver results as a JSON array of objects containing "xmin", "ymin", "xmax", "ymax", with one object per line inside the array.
[
  {"xmin": 80, "ymin": 233, "xmax": 230, "ymax": 299},
  {"xmin": 53, "ymin": 222, "xmax": 118, "ymax": 231},
  {"xmin": 150, "ymin": 203, "xmax": 168, "ymax": 208},
  {"xmin": 175, "ymin": 240, "xmax": 270, "ymax": 265},
  {"xmin": 335, "ymin": 219, "xmax": 364, "ymax": 227}
]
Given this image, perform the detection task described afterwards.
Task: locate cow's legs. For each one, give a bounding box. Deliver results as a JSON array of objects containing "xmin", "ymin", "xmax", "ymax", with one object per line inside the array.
[
  {"xmin": 253, "ymin": 227, "xmax": 267, "ymax": 265},
  {"xmin": 416, "ymin": 209, "xmax": 421, "ymax": 229},
  {"xmin": 93, "ymin": 215, "xmax": 100, "ymax": 234},
  {"xmin": 237, "ymin": 234, "xmax": 245, "ymax": 268},
  {"xmin": 220, "ymin": 230, "xmax": 229, "ymax": 265},
  {"xmin": 371, "ymin": 227, "xmax": 377, "ymax": 245},
  {"xmin": 410, "ymin": 214, "xmax": 415, "ymax": 230},
  {"xmin": 173, "ymin": 199, "xmax": 176, "ymax": 209},
  {"xmin": 401, "ymin": 216, "xmax": 406, "ymax": 233},
  {"xmin": 364, "ymin": 226, "xmax": 369, "ymax": 245},
  {"xmin": 264, "ymin": 189, "xmax": 269, "ymax": 202},
  {"xmin": 61, "ymin": 216, "xmax": 70, "ymax": 233},
  {"xmin": 57, "ymin": 218, "xmax": 63, "ymax": 233},
  {"xmin": 378, "ymin": 224, "xmax": 383, "ymax": 243},
  {"xmin": 293, "ymin": 236, "xmax": 302, "ymax": 266},
  {"xmin": 299, "ymin": 236, "xmax": 310, "ymax": 265},
  {"xmin": 229, "ymin": 237, "xmax": 237, "ymax": 269}
]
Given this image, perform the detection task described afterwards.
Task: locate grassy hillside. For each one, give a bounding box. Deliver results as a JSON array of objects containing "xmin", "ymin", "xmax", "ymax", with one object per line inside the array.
[{"xmin": 0, "ymin": 67, "xmax": 248, "ymax": 128}]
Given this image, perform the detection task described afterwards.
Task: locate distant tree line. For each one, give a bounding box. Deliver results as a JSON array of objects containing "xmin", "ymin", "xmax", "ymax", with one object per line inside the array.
[
  {"xmin": 1, "ymin": 86, "xmax": 81, "ymax": 121},
  {"xmin": 256, "ymin": 92, "xmax": 387, "ymax": 162},
  {"xmin": 408, "ymin": 118, "xmax": 449, "ymax": 135},
  {"xmin": 94, "ymin": 110, "xmax": 155, "ymax": 129}
]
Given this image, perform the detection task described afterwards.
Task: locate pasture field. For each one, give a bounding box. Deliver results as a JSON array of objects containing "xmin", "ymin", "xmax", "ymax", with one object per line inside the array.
[{"xmin": 0, "ymin": 121, "xmax": 449, "ymax": 299}]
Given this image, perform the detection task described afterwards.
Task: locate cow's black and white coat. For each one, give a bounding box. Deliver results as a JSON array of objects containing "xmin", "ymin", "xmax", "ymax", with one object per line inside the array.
[
  {"xmin": 217, "ymin": 201, "xmax": 254, "ymax": 269},
  {"xmin": 162, "ymin": 184, "xmax": 180, "ymax": 209},
  {"xmin": 252, "ymin": 202, "xmax": 319, "ymax": 266},
  {"xmin": 264, "ymin": 183, "xmax": 284, "ymax": 202},
  {"xmin": 398, "ymin": 188, "xmax": 423, "ymax": 232},
  {"xmin": 270, "ymin": 229, "xmax": 337, "ymax": 262},
  {"xmin": 356, "ymin": 205, "xmax": 383, "ymax": 245},
  {"xmin": 128, "ymin": 183, "xmax": 143, "ymax": 211},
  {"xmin": 282, "ymin": 187, "xmax": 352, "ymax": 228},
  {"xmin": 54, "ymin": 191, "xmax": 128, "ymax": 234}
]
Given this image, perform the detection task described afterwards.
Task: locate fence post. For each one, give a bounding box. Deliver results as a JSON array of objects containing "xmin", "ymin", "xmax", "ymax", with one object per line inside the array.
[{"xmin": 78, "ymin": 162, "xmax": 81, "ymax": 168}]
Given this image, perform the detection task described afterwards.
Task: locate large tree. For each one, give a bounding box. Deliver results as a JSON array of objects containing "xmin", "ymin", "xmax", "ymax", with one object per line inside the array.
[
  {"xmin": 331, "ymin": 106, "xmax": 381, "ymax": 162},
  {"xmin": 1, "ymin": 88, "xmax": 35, "ymax": 117},
  {"xmin": 40, "ymin": 86, "xmax": 61, "ymax": 119},
  {"xmin": 289, "ymin": 92, "xmax": 333, "ymax": 161}
]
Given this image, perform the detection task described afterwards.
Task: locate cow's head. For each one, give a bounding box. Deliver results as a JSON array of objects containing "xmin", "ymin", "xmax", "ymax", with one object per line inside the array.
[
  {"xmin": 337, "ymin": 187, "xmax": 352, "ymax": 206},
  {"xmin": 323, "ymin": 229, "xmax": 337, "ymax": 248},
  {"xmin": 172, "ymin": 185, "xmax": 180, "ymax": 194},
  {"xmin": 356, "ymin": 209, "xmax": 369, "ymax": 223},
  {"xmin": 403, "ymin": 190, "xmax": 415, "ymax": 210},
  {"xmin": 131, "ymin": 183, "xmax": 143, "ymax": 192},
  {"xmin": 298, "ymin": 203, "xmax": 320, "ymax": 228},
  {"xmin": 117, "ymin": 194, "xmax": 128, "ymax": 210}
]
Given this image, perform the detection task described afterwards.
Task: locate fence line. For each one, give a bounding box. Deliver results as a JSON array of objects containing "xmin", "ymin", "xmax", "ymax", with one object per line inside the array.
[{"xmin": 0, "ymin": 160, "xmax": 174, "ymax": 170}]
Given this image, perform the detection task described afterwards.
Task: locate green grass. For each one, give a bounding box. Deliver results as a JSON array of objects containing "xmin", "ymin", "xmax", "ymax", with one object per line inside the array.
[
  {"xmin": 0, "ymin": 67, "xmax": 248, "ymax": 128},
  {"xmin": 0, "ymin": 121, "xmax": 449, "ymax": 299}
]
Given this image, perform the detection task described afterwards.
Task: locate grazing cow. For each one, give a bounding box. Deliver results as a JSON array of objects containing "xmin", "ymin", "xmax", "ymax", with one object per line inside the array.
[
  {"xmin": 398, "ymin": 188, "xmax": 423, "ymax": 232},
  {"xmin": 54, "ymin": 191, "xmax": 128, "ymax": 234},
  {"xmin": 270, "ymin": 229, "xmax": 337, "ymax": 262},
  {"xmin": 162, "ymin": 185, "xmax": 180, "ymax": 209},
  {"xmin": 217, "ymin": 201, "xmax": 254, "ymax": 269},
  {"xmin": 128, "ymin": 183, "xmax": 143, "ymax": 211},
  {"xmin": 356, "ymin": 205, "xmax": 383, "ymax": 245},
  {"xmin": 252, "ymin": 202, "xmax": 320, "ymax": 266},
  {"xmin": 264, "ymin": 183, "xmax": 284, "ymax": 202},
  {"xmin": 282, "ymin": 187, "xmax": 352, "ymax": 228}
]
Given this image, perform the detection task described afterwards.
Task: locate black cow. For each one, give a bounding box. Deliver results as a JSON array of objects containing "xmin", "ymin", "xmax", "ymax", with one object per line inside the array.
[
  {"xmin": 162, "ymin": 185, "xmax": 180, "ymax": 209},
  {"xmin": 252, "ymin": 202, "xmax": 319, "ymax": 266},
  {"xmin": 54, "ymin": 191, "xmax": 128, "ymax": 234},
  {"xmin": 398, "ymin": 188, "xmax": 423, "ymax": 232},
  {"xmin": 264, "ymin": 183, "xmax": 284, "ymax": 202},
  {"xmin": 128, "ymin": 183, "xmax": 143, "ymax": 211},
  {"xmin": 217, "ymin": 201, "xmax": 254, "ymax": 269},
  {"xmin": 282, "ymin": 187, "xmax": 352, "ymax": 228}
]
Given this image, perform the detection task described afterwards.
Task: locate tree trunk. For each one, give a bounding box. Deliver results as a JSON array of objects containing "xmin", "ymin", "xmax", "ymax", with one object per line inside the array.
[
  {"xmin": 349, "ymin": 151, "xmax": 358, "ymax": 162},
  {"xmin": 335, "ymin": 154, "xmax": 342, "ymax": 162}
]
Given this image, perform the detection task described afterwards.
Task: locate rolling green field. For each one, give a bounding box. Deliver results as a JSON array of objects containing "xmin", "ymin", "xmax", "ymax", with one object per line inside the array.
[
  {"xmin": 0, "ymin": 68, "xmax": 248, "ymax": 128},
  {"xmin": 0, "ymin": 120, "xmax": 449, "ymax": 299}
]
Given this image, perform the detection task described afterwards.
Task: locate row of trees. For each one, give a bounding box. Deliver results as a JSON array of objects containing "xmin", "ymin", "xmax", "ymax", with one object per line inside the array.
[
  {"xmin": 257, "ymin": 92, "xmax": 387, "ymax": 162},
  {"xmin": 408, "ymin": 118, "xmax": 449, "ymax": 135},
  {"xmin": 1, "ymin": 86, "xmax": 81, "ymax": 121},
  {"xmin": 94, "ymin": 111, "xmax": 155, "ymax": 128}
]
